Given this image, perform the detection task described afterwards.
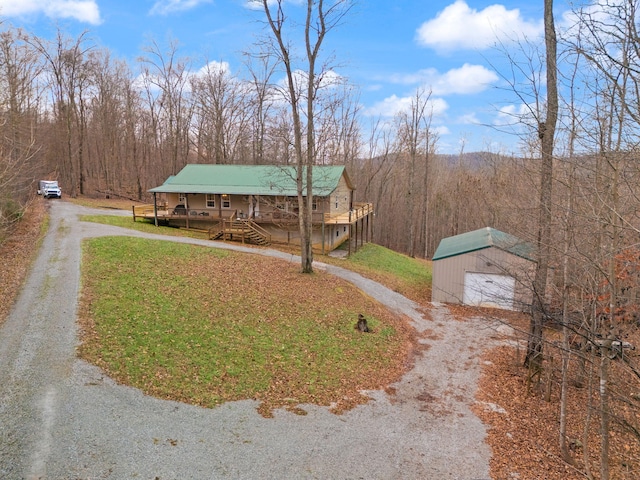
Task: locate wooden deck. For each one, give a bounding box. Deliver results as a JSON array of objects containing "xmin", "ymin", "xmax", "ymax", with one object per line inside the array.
[
  {"xmin": 323, "ymin": 202, "xmax": 373, "ymax": 225},
  {"xmin": 133, "ymin": 202, "xmax": 373, "ymax": 226}
]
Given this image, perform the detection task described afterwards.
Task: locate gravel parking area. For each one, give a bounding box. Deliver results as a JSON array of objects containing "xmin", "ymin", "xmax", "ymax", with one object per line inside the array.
[{"xmin": 0, "ymin": 201, "xmax": 496, "ymax": 479}]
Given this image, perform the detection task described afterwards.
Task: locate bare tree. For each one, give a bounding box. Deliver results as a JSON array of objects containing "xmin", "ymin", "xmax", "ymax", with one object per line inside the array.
[
  {"xmin": 191, "ymin": 61, "xmax": 252, "ymax": 164},
  {"xmin": 252, "ymin": 0, "xmax": 352, "ymax": 273},
  {"xmin": 525, "ymin": 0, "xmax": 558, "ymax": 375},
  {"xmin": 396, "ymin": 88, "xmax": 438, "ymax": 258},
  {"xmin": 0, "ymin": 27, "xmax": 41, "ymax": 238},
  {"xmin": 30, "ymin": 29, "xmax": 94, "ymax": 196},
  {"xmin": 137, "ymin": 38, "xmax": 193, "ymax": 177},
  {"xmin": 243, "ymin": 49, "xmax": 279, "ymax": 165}
]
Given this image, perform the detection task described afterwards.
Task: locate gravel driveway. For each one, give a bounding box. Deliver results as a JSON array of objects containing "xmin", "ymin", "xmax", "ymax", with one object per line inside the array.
[{"xmin": 0, "ymin": 201, "xmax": 496, "ymax": 480}]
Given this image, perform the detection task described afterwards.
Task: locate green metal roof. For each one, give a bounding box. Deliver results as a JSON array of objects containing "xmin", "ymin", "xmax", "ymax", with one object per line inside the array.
[
  {"xmin": 432, "ymin": 227, "xmax": 535, "ymax": 262},
  {"xmin": 148, "ymin": 164, "xmax": 351, "ymax": 196}
]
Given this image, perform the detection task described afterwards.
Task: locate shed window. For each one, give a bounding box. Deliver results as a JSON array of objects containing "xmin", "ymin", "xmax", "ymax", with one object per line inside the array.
[
  {"xmin": 206, "ymin": 194, "xmax": 215, "ymax": 208},
  {"xmin": 221, "ymin": 194, "xmax": 231, "ymax": 208},
  {"xmin": 179, "ymin": 193, "xmax": 186, "ymax": 203}
]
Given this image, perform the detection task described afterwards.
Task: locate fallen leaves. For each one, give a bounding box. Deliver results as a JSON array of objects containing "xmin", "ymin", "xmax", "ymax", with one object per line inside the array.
[
  {"xmin": 0, "ymin": 199, "xmax": 47, "ymax": 326},
  {"xmin": 473, "ymin": 313, "xmax": 640, "ymax": 480}
]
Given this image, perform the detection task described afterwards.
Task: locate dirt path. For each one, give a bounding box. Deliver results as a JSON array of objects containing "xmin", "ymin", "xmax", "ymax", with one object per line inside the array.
[{"xmin": 0, "ymin": 201, "xmax": 497, "ymax": 479}]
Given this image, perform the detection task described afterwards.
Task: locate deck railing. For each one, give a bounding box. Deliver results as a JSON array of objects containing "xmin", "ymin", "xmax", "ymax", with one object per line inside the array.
[
  {"xmin": 132, "ymin": 202, "xmax": 373, "ymax": 225},
  {"xmin": 324, "ymin": 202, "xmax": 373, "ymax": 224}
]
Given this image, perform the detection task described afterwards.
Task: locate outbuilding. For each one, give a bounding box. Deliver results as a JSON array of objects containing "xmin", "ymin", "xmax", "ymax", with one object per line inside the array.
[{"xmin": 431, "ymin": 227, "xmax": 536, "ymax": 311}]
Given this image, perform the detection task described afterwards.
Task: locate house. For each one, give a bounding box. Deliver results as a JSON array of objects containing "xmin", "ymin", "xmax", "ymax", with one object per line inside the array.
[
  {"xmin": 135, "ymin": 164, "xmax": 373, "ymax": 253},
  {"xmin": 431, "ymin": 227, "xmax": 536, "ymax": 311}
]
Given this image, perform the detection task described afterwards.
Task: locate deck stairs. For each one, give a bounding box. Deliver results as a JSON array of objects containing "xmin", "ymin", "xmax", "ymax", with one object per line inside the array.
[{"xmin": 209, "ymin": 219, "xmax": 271, "ymax": 246}]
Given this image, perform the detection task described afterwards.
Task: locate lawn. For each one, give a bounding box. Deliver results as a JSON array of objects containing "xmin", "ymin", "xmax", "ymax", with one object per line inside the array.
[
  {"xmin": 81, "ymin": 214, "xmax": 433, "ymax": 304},
  {"xmin": 78, "ymin": 236, "xmax": 419, "ymax": 416},
  {"xmin": 80, "ymin": 214, "xmax": 209, "ymax": 239},
  {"xmin": 335, "ymin": 243, "xmax": 433, "ymax": 304}
]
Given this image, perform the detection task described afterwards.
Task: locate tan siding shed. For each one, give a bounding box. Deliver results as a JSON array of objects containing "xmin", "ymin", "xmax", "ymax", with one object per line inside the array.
[{"xmin": 431, "ymin": 227, "xmax": 536, "ymax": 310}]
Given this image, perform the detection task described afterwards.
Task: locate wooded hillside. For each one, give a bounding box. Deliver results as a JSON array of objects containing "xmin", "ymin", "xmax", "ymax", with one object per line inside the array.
[{"xmin": 0, "ymin": 26, "xmax": 538, "ymax": 259}]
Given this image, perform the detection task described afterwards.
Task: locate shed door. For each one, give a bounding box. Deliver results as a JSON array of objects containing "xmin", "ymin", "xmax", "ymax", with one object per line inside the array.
[{"xmin": 463, "ymin": 272, "xmax": 515, "ymax": 310}]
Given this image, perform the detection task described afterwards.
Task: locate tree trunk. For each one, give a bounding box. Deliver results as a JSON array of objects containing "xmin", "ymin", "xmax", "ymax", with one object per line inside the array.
[
  {"xmin": 600, "ymin": 346, "xmax": 611, "ymax": 480},
  {"xmin": 525, "ymin": 0, "xmax": 558, "ymax": 371},
  {"xmin": 257, "ymin": 0, "xmax": 349, "ymax": 273}
]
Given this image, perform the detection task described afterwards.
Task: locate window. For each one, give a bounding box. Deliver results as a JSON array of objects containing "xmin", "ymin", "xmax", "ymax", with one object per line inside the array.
[
  {"xmin": 335, "ymin": 195, "xmax": 339, "ymax": 209},
  {"xmin": 312, "ymin": 198, "xmax": 318, "ymax": 211},
  {"xmin": 206, "ymin": 194, "xmax": 215, "ymax": 208},
  {"xmin": 221, "ymin": 194, "xmax": 231, "ymax": 208},
  {"xmin": 179, "ymin": 193, "xmax": 186, "ymax": 203}
]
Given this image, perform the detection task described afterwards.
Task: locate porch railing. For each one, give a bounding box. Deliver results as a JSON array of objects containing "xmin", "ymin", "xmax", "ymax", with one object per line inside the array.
[{"xmin": 132, "ymin": 202, "xmax": 374, "ymax": 226}]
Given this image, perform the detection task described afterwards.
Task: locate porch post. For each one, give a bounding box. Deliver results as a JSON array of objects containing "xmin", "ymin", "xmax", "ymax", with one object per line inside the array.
[
  {"xmin": 321, "ymin": 211, "xmax": 325, "ymax": 254},
  {"xmin": 354, "ymin": 219, "xmax": 358, "ymax": 253},
  {"xmin": 185, "ymin": 194, "xmax": 189, "ymax": 229},
  {"xmin": 348, "ymin": 210, "xmax": 352, "ymax": 256},
  {"xmin": 153, "ymin": 192, "xmax": 158, "ymax": 227},
  {"xmin": 366, "ymin": 210, "xmax": 370, "ymax": 243}
]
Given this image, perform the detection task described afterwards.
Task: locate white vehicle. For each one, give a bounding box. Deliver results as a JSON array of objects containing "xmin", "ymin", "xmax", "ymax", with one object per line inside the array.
[{"xmin": 38, "ymin": 180, "xmax": 62, "ymax": 199}]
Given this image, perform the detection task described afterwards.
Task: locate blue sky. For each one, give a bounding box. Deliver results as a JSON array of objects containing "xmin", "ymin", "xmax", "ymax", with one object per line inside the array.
[{"xmin": 0, "ymin": 0, "xmax": 562, "ymax": 154}]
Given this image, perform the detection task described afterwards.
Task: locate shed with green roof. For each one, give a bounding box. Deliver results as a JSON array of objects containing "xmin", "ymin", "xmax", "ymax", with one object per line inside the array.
[{"xmin": 431, "ymin": 227, "xmax": 536, "ymax": 310}]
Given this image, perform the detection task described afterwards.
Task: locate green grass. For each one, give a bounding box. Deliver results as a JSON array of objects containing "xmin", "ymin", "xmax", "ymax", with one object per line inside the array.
[
  {"xmin": 81, "ymin": 215, "xmax": 433, "ymax": 302},
  {"xmin": 80, "ymin": 214, "xmax": 209, "ymax": 239},
  {"xmin": 79, "ymin": 236, "xmax": 413, "ymax": 415},
  {"xmin": 338, "ymin": 243, "xmax": 432, "ymax": 303},
  {"xmin": 347, "ymin": 243, "xmax": 432, "ymax": 283}
]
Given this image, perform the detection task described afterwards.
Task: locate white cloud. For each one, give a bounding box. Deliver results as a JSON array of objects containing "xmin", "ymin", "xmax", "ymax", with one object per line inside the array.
[
  {"xmin": 458, "ymin": 112, "xmax": 480, "ymax": 125},
  {"xmin": 275, "ymin": 68, "xmax": 345, "ymax": 95},
  {"xmin": 0, "ymin": 0, "xmax": 102, "ymax": 24},
  {"xmin": 365, "ymin": 94, "xmax": 448, "ymax": 119},
  {"xmin": 134, "ymin": 60, "xmax": 230, "ymax": 95},
  {"xmin": 150, "ymin": 0, "xmax": 213, "ymax": 16},
  {"xmin": 390, "ymin": 63, "xmax": 498, "ymax": 95},
  {"xmin": 436, "ymin": 64, "xmax": 498, "ymax": 94},
  {"xmin": 433, "ymin": 125, "xmax": 451, "ymax": 137},
  {"xmin": 494, "ymin": 103, "xmax": 532, "ymax": 126},
  {"xmin": 197, "ymin": 60, "xmax": 231, "ymax": 77},
  {"xmin": 244, "ymin": 0, "xmax": 305, "ymax": 10},
  {"xmin": 244, "ymin": 0, "xmax": 274, "ymax": 10},
  {"xmin": 559, "ymin": 1, "xmax": 612, "ymax": 34},
  {"xmin": 416, "ymin": 0, "xmax": 543, "ymax": 52}
]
